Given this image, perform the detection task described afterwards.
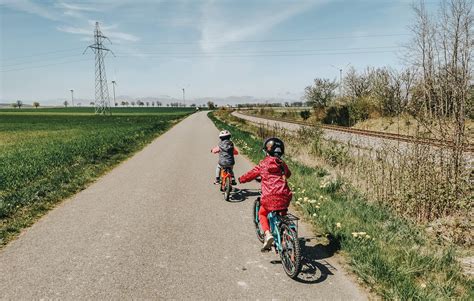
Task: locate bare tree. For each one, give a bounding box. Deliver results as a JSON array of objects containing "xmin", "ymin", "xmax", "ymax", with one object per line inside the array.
[
  {"xmin": 343, "ymin": 67, "xmax": 373, "ymax": 99},
  {"xmin": 407, "ymin": 0, "xmax": 473, "ymax": 209},
  {"xmin": 304, "ymin": 78, "xmax": 338, "ymax": 108},
  {"xmin": 33, "ymin": 101, "xmax": 40, "ymax": 108}
]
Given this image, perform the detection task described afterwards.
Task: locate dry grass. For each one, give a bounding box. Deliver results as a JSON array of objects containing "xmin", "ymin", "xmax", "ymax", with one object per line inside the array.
[{"xmin": 353, "ymin": 115, "xmax": 474, "ymax": 143}]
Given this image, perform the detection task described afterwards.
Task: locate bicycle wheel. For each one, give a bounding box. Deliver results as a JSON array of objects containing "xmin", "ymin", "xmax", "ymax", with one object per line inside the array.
[
  {"xmin": 253, "ymin": 198, "xmax": 265, "ymax": 243},
  {"xmin": 279, "ymin": 222, "xmax": 301, "ymax": 279},
  {"xmin": 223, "ymin": 176, "xmax": 231, "ymax": 202}
]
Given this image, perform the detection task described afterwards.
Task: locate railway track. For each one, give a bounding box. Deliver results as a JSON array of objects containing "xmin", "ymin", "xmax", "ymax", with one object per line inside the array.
[{"xmin": 236, "ymin": 111, "xmax": 474, "ymax": 153}]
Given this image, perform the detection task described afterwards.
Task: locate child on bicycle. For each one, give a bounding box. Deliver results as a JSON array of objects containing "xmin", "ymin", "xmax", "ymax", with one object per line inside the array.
[
  {"xmin": 211, "ymin": 130, "xmax": 239, "ymax": 185},
  {"xmin": 238, "ymin": 137, "xmax": 292, "ymax": 251}
]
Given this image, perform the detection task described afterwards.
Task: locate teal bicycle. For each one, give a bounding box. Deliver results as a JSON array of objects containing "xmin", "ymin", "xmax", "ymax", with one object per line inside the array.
[{"xmin": 253, "ymin": 196, "xmax": 302, "ymax": 279}]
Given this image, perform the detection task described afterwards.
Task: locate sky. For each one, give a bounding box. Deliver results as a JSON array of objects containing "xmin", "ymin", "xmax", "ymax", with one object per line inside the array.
[{"xmin": 0, "ymin": 0, "xmax": 439, "ymax": 105}]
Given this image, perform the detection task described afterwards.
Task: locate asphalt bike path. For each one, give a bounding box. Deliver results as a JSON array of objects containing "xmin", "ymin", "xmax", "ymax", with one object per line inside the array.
[{"xmin": 0, "ymin": 111, "xmax": 366, "ymax": 300}]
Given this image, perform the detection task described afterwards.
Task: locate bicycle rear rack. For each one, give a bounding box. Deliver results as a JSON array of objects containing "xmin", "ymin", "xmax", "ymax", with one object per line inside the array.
[{"xmin": 280, "ymin": 213, "xmax": 299, "ymax": 223}]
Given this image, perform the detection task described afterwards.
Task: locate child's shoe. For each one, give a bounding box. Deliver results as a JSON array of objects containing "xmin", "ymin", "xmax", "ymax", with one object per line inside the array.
[
  {"xmin": 214, "ymin": 178, "xmax": 221, "ymax": 185},
  {"xmin": 262, "ymin": 231, "xmax": 274, "ymax": 251},
  {"xmin": 231, "ymin": 179, "xmax": 237, "ymax": 185}
]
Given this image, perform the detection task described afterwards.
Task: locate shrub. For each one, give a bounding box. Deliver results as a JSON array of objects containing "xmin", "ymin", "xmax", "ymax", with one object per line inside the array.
[
  {"xmin": 300, "ymin": 110, "xmax": 311, "ymax": 120},
  {"xmin": 323, "ymin": 104, "xmax": 350, "ymax": 126}
]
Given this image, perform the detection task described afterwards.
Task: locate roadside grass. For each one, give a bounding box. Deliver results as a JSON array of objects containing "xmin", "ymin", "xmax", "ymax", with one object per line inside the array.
[
  {"xmin": 0, "ymin": 109, "xmax": 192, "ymax": 247},
  {"xmin": 208, "ymin": 111, "xmax": 473, "ymax": 300}
]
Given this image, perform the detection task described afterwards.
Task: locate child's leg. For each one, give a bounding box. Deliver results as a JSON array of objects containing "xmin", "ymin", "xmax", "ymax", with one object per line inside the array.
[
  {"xmin": 258, "ymin": 206, "xmax": 271, "ymax": 232},
  {"xmin": 215, "ymin": 165, "xmax": 222, "ymax": 179},
  {"xmin": 229, "ymin": 165, "xmax": 237, "ymax": 184}
]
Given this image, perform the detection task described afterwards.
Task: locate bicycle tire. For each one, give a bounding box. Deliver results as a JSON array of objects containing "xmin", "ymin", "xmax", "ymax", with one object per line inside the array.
[
  {"xmin": 224, "ymin": 177, "xmax": 231, "ymax": 202},
  {"xmin": 253, "ymin": 198, "xmax": 265, "ymax": 243},
  {"xmin": 279, "ymin": 222, "xmax": 302, "ymax": 279}
]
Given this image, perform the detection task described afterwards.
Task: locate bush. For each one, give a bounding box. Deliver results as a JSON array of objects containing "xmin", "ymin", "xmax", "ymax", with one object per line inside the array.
[
  {"xmin": 300, "ymin": 110, "xmax": 311, "ymax": 120},
  {"xmin": 348, "ymin": 96, "xmax": 379, "ymax": 125},
  {"xmin": 323, "ymin": 104, "xmax": 350, "ymax": 126}
]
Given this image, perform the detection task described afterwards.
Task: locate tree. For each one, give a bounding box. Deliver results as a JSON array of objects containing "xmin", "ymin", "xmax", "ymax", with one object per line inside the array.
[
  {"xmin": 89, "ymin": 102, "xmax": 95, "ymax": 106},
  {"xmin": 63, "ymin": 101, "xmax": 68, "ymax": 108},
  {"xmin": 207, "ymin": 101, "xmax": 216, "ymax": 109},
  {"xmin": 33, "ymin": 101, "xmax": 40, "ymax": 108},
  {"xmin": 304, "ymin": 78, "xmax": 338, "ymax": 108},
  {"xmin": 131, "ymin": 101, "xmax": 136, "ymax": 107},
  {"xmin": 146, "ymin": 102, "xmax": 149, "ymax": 107},
  {"xmin": 121, "ymin": 101, "xmax": 127, "ymax": 106},
  {"xmin": 115, "ymin": 102, "xmax": 118, "ymax": 107},
  {"xmin": 343, "ymin": 67, "xmax": 373, "ymax": 99},
  {"xmin": 405, "ymin": 0, "xmax": 473, "ymax": 202},
  {"xmin": 190, "ymin": 103, "xmax": 196, "ymax": 107},
  {"xmin": 16, "ymin": 100, "xmax": 23, "ymax": 109}
]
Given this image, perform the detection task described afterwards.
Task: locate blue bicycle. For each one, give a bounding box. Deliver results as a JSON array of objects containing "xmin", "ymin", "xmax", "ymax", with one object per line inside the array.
[{"xmin": 253, "ymin": 197, "xmax": 302, "ymax": 279}]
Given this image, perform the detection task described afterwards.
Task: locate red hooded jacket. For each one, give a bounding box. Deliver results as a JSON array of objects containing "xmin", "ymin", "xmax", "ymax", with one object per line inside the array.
[{"xmin": 239, "ymin": 156, "xmax": 292, "ymax": 211}]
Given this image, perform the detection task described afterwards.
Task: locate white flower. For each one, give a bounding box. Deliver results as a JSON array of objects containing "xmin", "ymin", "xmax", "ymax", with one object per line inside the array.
[{"xmin": 336, "ymin": 222, "xmax": 341, "ymax": 228}]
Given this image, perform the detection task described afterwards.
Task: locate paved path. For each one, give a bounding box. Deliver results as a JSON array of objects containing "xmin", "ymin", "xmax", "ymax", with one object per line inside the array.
[{"xmin": 0, "ymin": 112, "xmax": 366, "ymax": 300}]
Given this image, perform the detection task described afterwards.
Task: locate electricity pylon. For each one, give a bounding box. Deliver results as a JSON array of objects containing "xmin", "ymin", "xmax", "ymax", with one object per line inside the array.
[{"xmin": 84, "ymin": 22, "xmax": 114, "ymax": 115}]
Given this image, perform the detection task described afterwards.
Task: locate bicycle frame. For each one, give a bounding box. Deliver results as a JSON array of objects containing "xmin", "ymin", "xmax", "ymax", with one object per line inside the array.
[
  {"xmin": 254, "ymin": 200, "xmax": 299, "ymax": 254},
  {"xmin": 220, "ymin": 167, "xmax": 232, "ymax": 191}
]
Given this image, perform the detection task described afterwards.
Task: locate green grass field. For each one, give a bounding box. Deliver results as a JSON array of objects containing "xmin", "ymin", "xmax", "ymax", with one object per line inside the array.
[{"xmin": 0, "ymin": 107, "xmax": 194, "ymax": 246}]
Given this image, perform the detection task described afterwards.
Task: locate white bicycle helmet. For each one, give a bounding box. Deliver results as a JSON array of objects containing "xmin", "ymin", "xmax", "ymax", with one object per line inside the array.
[{"xmin": 219, "ymin": 130, "xmax": 231, "ymax": 139}]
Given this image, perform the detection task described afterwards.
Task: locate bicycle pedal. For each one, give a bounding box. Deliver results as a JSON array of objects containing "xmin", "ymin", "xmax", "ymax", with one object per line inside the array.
[{"xmin": 260, "ymin": 247, "xmax": 271, "ymax": 253}]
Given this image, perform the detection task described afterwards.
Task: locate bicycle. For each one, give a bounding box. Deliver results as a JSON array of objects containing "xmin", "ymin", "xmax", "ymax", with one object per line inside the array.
[
  {"xmin": 220, "ymin": 167, "xmax": 233, "ymax": 202},
  {"xmin": 253, "ymin": 196, "xmax": 302, "ymax": 279}
]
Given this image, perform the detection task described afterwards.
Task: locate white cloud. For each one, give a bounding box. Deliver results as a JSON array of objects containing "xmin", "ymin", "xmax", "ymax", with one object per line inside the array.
[
  {"xmin": 58, "ymin": 23, "xmax": 140, "ymax": 43},
  {"xmin": 57, "ymin": 2, "xmax": 101, "ymax": 12},
  {"xmin": 199, "ymin": 0, "xmax": 326, "ymax": 52},
  {"xmin": 1, "ymin": 0, "xmax": 59, "ymax": 20}
]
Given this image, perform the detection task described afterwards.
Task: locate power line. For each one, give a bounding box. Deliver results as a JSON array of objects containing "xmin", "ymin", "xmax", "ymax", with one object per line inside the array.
[
  {"xmin": 0, "ymin": 54, "xmax": 84, "ymax": 68},
  {"xmin": 0, "ymin": 47, "xmax": 84, "ymax": 62},
  {"xmin": 116, "ymin": 49, "xmax": 399, "ymax": 59},
  {"xmin": 0, "ymin": 49, "xmax": 400, "ymax": 72},
  {"xmin": 0, "ymin": 58, "xmax": 93, "ymax": 73},
  {"xmin": 123, "ymin": 33, "xmax": 410, "ymax": 46},
  {"xmin": 0, "ymin": 33, "xmax": 407, "ymax": 64},
  {"xmin": 120, "ymin": 46, "xmax": 402, "ymax": 55}
]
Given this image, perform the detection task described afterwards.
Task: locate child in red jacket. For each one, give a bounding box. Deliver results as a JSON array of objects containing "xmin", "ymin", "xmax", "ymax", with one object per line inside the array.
[{"xmin": 239, "ymin": 137, "xmax": 292, "ymax": 250}]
